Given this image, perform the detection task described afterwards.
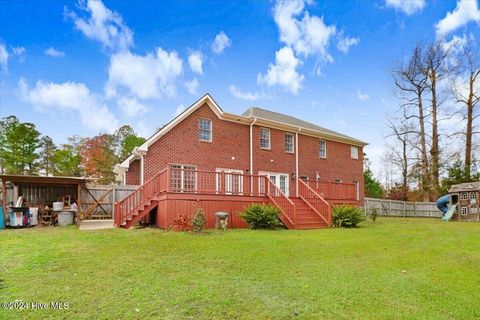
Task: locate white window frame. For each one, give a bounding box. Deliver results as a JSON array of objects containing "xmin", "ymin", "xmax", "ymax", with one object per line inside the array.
[
  {"xmin": 198, "ymin": 118, "xmax": 212, "ymax": 142},
  {"xmin": 351, "ymin": 146, "xmax": 359, "ymax": 160},
  {"xmin": 461, "ymin": 207, "xmax": 468, "ymax": 215},
  {"xmin": 215, "ymin": 168, "xmax": 244, "ymax": 195},
  {"xmin": 300, "ymin": 175, "xmax": 309, "ymax": 181},
  {"xmin": 259, "ymin": 171, "xmax": 290, "ymax": 196},
  {"xmin": 461, "ymin": 192, "xmax": 468, "ymax": 200},
  {"xmin": 319, "ymin": 140, "xmax": 327, "ymax": 159},
  {"xmin": 285, "ymin": 133, "xmax": 294, "ymax": 153},
  {"xmin": 335, "ymin": 178, "xmax": 342, "ymax": 183},
  {"xmin": 470, "ymin": 192, "xmax": 477, "ymax": 200},
  {"xmin": 260, "ymin": 128, "xmax": 271, "ymax": 150}
]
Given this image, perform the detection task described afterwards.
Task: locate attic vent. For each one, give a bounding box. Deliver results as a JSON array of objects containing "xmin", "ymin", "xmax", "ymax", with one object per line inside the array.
[{"xmin": 465, "ymin": 184, "xmax": 474, "ymax": 189}]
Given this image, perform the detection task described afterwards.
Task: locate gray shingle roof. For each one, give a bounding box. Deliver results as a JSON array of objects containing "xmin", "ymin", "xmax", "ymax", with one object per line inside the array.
[
  {"xmin": 449, "ymin": 182, "xmax": 480, "ymax": 193},
  {"xmin": 242, "ymin": 107, "xmax": 367, "ymax": 145}
]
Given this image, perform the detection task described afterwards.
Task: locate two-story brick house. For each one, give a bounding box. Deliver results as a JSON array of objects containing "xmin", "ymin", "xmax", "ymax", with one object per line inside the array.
[{"xmin": 114, "ymin": 94, "xmax": 367, "ymax": 230}]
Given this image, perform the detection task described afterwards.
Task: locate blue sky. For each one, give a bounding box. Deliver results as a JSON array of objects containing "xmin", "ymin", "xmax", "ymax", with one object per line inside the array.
[{"xmin": 1, "ymin": 0, "xmax": 479, "ymax": 176}]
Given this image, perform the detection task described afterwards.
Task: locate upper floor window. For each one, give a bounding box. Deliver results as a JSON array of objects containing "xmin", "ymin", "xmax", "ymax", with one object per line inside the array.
[
  {"xmin": 199, "ymin": 118, "xmax": 212, "ymax": 142},
  {"xmin": 470, "ymin": 192, "xmax": 477, "ymax": 200},
  {"xmin": 260, "ymin": 128, "xmax": 270, "ymax": 149},
  {"xmin": 319, "ymin": 140, "xmax": 327, "ymax": 158},
  {"xmin": 461, "ymin": 192, "xmax": 468, "ymax": 200},
  {"xmin": 351, "ymin": 146, "xmax": 359, "ymax": 159},
  {"xmin": 285, "ymin": 133, "xmax": 294, "ymax": 153}
]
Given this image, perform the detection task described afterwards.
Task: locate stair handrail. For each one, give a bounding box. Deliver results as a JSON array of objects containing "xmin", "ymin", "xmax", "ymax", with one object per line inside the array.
[
  {"xmin": 114, "ymin": 167, "xmax": 168, "ymax": 227},
  {"xmin": 265, "ymin": 177, "xmax": 296, "ymax": 227},
  {"xmin": 298, "ymin": 179, "xmax": 332, "ymax": 225}
]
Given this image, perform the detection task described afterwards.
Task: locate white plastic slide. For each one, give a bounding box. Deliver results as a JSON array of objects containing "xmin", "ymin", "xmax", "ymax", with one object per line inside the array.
[{"xmin": 442, "ymin": 204, "xmax": 457, "ymax": 221}]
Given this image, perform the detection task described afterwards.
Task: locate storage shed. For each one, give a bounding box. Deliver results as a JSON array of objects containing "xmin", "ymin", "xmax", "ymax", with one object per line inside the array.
[
  {"xmin": 0, "ymin": 175, "xmax": 87, "ymax": 225},
  {"xmin": 449, "ymin": 182, "xmax": 480, "ymax": 221}
]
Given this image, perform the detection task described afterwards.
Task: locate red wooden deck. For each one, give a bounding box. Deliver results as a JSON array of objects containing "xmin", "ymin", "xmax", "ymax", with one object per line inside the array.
[{"xmin": 114, "ymin": 167, "xmax": 358, "ymax": 230}]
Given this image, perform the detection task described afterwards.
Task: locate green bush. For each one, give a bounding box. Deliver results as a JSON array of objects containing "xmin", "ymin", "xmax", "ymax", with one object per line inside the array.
[
  {"xmin": 332, "ymin": 205, "xmax": 365, "ymax": 228},
  {"xmin": 240, "ymin": 204, "xmax": 283, "ymax": 229},
  {"xmin": 192, "ymin": 208, "xmax": 206, "ymax": 233}
]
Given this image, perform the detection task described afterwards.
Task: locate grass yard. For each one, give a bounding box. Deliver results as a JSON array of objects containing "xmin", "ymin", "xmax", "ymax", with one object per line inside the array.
[{"xmin": 1, "ymin": 218, "xmax": 480, "ymax": 319}]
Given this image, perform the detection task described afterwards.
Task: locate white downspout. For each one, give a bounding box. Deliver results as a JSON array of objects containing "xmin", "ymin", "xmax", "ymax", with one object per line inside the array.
[
  {"xmin": 295, "ymin": 128, "xmax": 301, "ymax": 197},
  {"xmin": 250, "ymin": 117, "xmax": 258, "ymax": 176},
  {"xmin": 250, "ymin": 117, "xmax": 257, "ymax": 196}
]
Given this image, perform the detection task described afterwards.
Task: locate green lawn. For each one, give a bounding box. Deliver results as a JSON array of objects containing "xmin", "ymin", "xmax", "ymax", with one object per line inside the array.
[{"xmin": 0, "ymin": 218, "xmax": 479, "ymax": 319}]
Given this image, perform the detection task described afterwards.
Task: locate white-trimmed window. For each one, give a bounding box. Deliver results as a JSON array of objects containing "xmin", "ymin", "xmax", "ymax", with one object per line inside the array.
[
  {"xmin": 351, "ymin": 146, "xmax": 359, "ymax": 159},
  {"xmin": 461, "ymin": 207, "xmax": 468, "ymax": 215},
  {"xmin": 170, "ymin": 164, "xmax": 197, "ymax": 192},
  {"xmin": 260, "ymin": 128, "xmax": 270, "ymax": 149},
  {"xmin": 461, "ymin": 192, "xmax": 468, "ymax": 200},
  {"xmin": 335, "ymin": 178, "xmax": 342, "ymax": 183},
  {"xmin": 470, "ymin": 192, "xmax": 477, "ymax": 200},
  {"xmin": 198, "ymin": 118, "xmax": 212, "ymax": 142},
  {"xmin": 285, "ymin": 133, "xmax": 294, "ymax": 153},
  {"xmin": 300, "ymin": 175, "xmax": 308, "ymax": 181},
  {"xmin": 319, "ymin": 140, "xmax": 327, "ymax": 158}
]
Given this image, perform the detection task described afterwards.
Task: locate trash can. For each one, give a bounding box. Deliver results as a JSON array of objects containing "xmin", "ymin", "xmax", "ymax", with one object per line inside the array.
[
  {"xmin": 215, "ymin": 211, "xmax": 229, "ymax": 230},
  {"xmin": 57, "ymin": 210, "xmax": 75, "ymax": 226}
]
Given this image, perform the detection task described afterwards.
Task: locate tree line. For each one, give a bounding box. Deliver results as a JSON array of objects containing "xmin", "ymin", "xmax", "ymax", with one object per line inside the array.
[
  {"xmin": 0, "ymin": 116, "xmax": 146, "ymax": 184},
  {"xmin": 384, "ymin": 36, "xmax": 479, "ymax": 202}
]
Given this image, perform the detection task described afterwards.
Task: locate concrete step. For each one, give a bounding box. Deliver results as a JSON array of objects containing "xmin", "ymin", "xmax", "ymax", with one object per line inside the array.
[{"xmin": 79, "ymin": 219, "xmax": 114, "ymax": 230}]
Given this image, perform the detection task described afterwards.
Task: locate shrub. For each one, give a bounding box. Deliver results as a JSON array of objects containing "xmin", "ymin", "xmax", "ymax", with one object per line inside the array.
[
  {"xmin": 240, "ymin": 204, "xmax": 283, "ymax": 229},
  {"xmin": 192, "ymin": 208, "xmax": 206, "ymax": 233},
  {"xmin": 332, "ymin": 205, "xmax": 365, "ymax": 228},
  {"xmin": 368, "ymin": 208, "xmax": 379, "ymax": 222}
]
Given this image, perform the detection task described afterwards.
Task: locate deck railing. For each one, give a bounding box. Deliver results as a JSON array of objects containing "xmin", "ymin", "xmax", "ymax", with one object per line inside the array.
[
  {"xmin": 114, "ymin": 168, "xmax": 168, "ymax": 226},
  {"xmin": 298, "ymin": 179, "xmax": 332, "ymax": 225},
  {"xmin": 305, "ymin": 180, "xmax": 356, "ymax": 200},
  {"xmin": 169, "ymin": 168, "xmax": 267, "ymax": 197},
  {"xmin": 266, "ymin": 177, "xmax": 296, "ymax": 227}
]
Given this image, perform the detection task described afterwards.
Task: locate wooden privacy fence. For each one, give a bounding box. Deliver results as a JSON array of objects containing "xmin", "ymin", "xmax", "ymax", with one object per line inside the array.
[
  {"xmin": 81, "ymin": 184, "xmax": 138, "ymax": 219},
  {"xmin": 364, "ymin": 197, "xmax": 441, "ymax": 218}
]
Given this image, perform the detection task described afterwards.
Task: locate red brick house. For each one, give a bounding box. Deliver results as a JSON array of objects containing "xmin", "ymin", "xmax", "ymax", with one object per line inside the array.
[{"xmin": 114, "ymin": 94, "xmax": 367, "ymax": 230}]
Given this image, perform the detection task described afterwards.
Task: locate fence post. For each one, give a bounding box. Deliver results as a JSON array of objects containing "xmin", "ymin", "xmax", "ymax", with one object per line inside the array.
[
  {"xmin": 403, "ymin": 201, "xmax": 406, "ymax": 218},
  {"xmin": 112, "ymin": 185, "xmax": 116, "ymax": 219},
  {"xmin": 414, "ymin": 202, "xmax": 417, "ymax": 217}
]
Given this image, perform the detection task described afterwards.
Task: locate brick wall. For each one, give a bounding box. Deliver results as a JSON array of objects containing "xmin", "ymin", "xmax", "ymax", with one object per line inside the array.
[
  {"xmin": 298, "ymin": 135, "xmax": 364, "ymax": 203},
  {"xmin": 125, "ymin": 159, "xmax": 140, "ymax": 185},
  {"xmin": 143, "ymin": 103, "xmax": 250, "ymax": 180},
  {"xmin": 252, "ymin": 125, "xmax": 297, "ymax": 195}
]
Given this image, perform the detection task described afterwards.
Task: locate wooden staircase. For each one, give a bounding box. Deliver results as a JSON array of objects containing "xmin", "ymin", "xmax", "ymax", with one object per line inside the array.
[
  {"xmin": 114, "ymin": 169, "xmax": 168, "ymax": 228},
  {"xmin": 289, "ymin": 197, "xmax": 329, "ymax": 229}
]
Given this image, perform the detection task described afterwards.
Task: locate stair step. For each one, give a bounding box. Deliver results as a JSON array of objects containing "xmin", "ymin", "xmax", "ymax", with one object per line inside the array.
[{"xmin": 79, "ymin": 219, "xmax": 114, "ymax": 230}]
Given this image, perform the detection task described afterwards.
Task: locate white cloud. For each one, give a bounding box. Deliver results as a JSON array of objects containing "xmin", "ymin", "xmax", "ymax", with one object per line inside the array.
[
  {"xmin": 0, "ymin": 43, "xmax": 8, "ymax": 72},
  {"xmin": 11, "ymin": 46, "xmax": 26, "ymax": 56},
  {"xmin": 385, "ymin": 0, "xmax": 426, "ymax": 15},
  {"xmin": 175, "ymin": 104, "xmax": 185, "ymax": 116},
  {"xmin": 273, "ymin": 0, "xmax": 336, "ymax": 61},
  {"xmin": 45, "ymin": 47, "xmax": 65, "ymax": 58},
  {"xmin": 357, "ymin": 90, "xmax": 370, "ymax": 101},
  {"xmin": 19, "ymin": 78, "xmax": 119, "ymax": 132},
  {"xmin": 211, "ymin": 31, "xmax": 231, "ymax": 54},
  {"xmin": 66, "ymin": 0, "xmax": 133, "ymax": 51},
  {"xmin": 106, "ymin": 48, "xmax": 183, "ymax": 99},
  {"xmin": 435, "ymin": 0, "xmax": 480, "ymax": 37},
  {"xmin": 337, "ymin": 35, "xmax": 359, "ymax": 53},
  {"xmin": 117, "ymin": 97, "xmax": 148, "ymax": 117},
  {"xmin": 257, "ymin": 46, "xmax": 304, "ymax": 94},
  {"xmin": 188, "ymin": 51, "xmax": 203, "ymax": 74},
  {"xmin": 184, "ymin": 78, "xmax": 199, "ymax": 95},
  {"xmin": 229, "ymin": 85, "xmax": 261, "ymax": 101}
]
